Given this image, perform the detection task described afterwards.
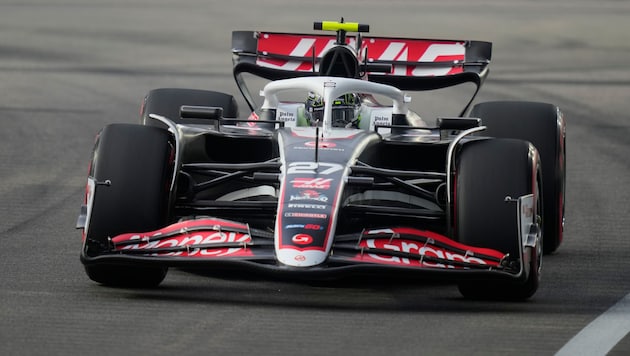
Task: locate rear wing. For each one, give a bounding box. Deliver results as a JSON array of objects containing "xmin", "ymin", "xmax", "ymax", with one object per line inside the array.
[{"xmin": 232, "ymin": 30, "xmax": 492, "ymax": 112}]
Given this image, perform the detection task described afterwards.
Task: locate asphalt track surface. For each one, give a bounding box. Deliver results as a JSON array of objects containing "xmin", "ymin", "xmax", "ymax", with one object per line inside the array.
[{"xmin": 1, "ymin": 1, "xmax": 629, "ymax": 355}]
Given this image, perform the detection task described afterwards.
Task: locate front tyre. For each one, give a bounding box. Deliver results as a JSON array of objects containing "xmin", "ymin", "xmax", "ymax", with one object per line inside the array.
[
  {"xmin": 454, "ymin": 139, "xmax": 542, "ymax": 300},
  {"xmin": 82, "ymin": 124, "xmax": 173, "ymax": 287},
  {"xmin": 84, "ymin": 264, "xmax": 167, "ymax": 288}
]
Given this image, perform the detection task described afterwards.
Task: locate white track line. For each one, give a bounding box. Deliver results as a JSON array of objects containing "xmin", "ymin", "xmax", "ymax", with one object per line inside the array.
[{"xmin": 555, "ymin": 293, "xmax": 630, "ymax": 356}]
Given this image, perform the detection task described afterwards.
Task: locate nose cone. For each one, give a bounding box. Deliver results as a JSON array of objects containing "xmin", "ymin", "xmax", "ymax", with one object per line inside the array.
[
  {"xmin": 276, "ymin": 248, "xmax": 329, "ymax": 267},
  {"xmin": 272, "ymin": 127, "xmax": 379, "ymax": 268}
]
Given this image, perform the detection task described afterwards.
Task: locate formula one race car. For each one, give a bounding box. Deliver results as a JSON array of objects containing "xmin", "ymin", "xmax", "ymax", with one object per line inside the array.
[{"xmin": 77, "ymin": 20, "xmax": 566, "ymax": 300}]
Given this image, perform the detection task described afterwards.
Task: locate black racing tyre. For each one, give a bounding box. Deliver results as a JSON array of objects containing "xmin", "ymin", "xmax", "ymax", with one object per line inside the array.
[
  {"xmin": 141, "ymin": 88, "xmax": 239, "ymax": 127},
  {"xmin": 470, "ymin": 101, "xmax": 565, "ymax": 254},
  {"xmin": 84, "ymin": 264, "xmax": 167, "ymax": 288},
  {"xmin": 455, "ymin": 139, "xmax": 542, "ymax": 300},
  {"xmin": 83, "ymin": 124, "xmax": 172, "ymax": 287}
]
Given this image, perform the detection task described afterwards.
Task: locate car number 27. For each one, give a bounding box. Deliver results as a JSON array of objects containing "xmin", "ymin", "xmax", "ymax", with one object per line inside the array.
[{"xmin": 287, "ymin": 162, "xmax": 343, "ymax": 175}]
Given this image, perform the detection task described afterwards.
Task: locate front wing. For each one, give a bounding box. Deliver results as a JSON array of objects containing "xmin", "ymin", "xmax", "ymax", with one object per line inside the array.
[{"xmin": 81, "ymin": 217, "xmax": 526, "ymax": 281}]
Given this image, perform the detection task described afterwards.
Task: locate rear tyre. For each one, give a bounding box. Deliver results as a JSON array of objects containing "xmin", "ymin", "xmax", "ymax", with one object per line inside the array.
[
  {"xmin": 455, "ymin": 139, "xmax": 542, "ymax": 300},
  {"xmin": 141, "ymin": 88, "xmax": 239, "ymax": 127},
  {"xmin": 470, "ymin": 101, "xmax": 565, "ymax": 254},
  {"xmin": 83, "ymin": 124, "xmax": 173, "ymax": 287}
]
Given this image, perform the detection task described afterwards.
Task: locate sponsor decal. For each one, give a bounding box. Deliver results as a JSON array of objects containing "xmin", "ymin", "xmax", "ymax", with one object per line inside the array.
[
  {"xmin": 289, "ymin": 127, "xmax": 358, "ymax": 139},
  {"xmin": 257, "ymin": 34, "xmax": 342, "ymax": 71},
  {"xmin": 293, "ymin": 146, "xmax": 344, "ymax": 152},
  {"xmin": 294, "ymin": 141, "xmax": 344, "ymax": 152},
  {"xmin": 519, "ymin": 195, "xmax": 536, "ymax": 249},
  {"xmin": 368, "ymin": 110, "xmax": 393, "ymax": 132},
  {"xmin": 305, "ymin": 141, "xmax": 336, "ymax": 148},
  {"xmin": 247, "ymin": 112, "xmax": 259, "ymax": 127},
  {"xmin": 294, "ymin": 254, "xmax": 307, "ymax": 262},
  {"xmin": 288, "ymin": 203, "xmax": 327, "ymax": 210},
  {"xmin": 290, "ymin": 190, "xmax": 329, "ymax": 202},
  {"xmin": 284, "ymin": 212, "xmax": 327, "ymax": 219},
  {"xmin": 256, "ymin": 33, "xmax": 466, "ymax": 76},
  {"xmin": 292, "ymin": 233, "xmax": 313, "ymax": 245},
  {"xmin": 285, "ymin": 223, "xmax": 323, "ymax": 230},
  {"xmin": 361, "ymin": 238, "xmax": 489, "ymax": 268},
  {"xmin": 278, "ymin": 109, "xmax": 296, "ymax": 123},
  {"xmin": 522, "ymin": 204, "xmax": 534, "ymax": 218},
  {"xmin": 353, "ymin": 227, "xmax": 505, "ymax": 268},
  {"xmin": 364, "ymin": 40, "xmax": 465, "ymax": 76},
  {"xmin": 373, "ymin": 114, "xmax": 391, "ymax": 126},
  {"xmin": 117, "ymin": 231, "xmax": 252, "ymax": 258},
  {"xmin": 290, "ymin": 177, "xmax": 332, "ymax": 189},
  {"xmin": 256, "ymin": 33, "xmax": 465, "ymax": 76},
  {"xmin": 304, "ymin": 224, "xmax": 324, "ymax": 230}
]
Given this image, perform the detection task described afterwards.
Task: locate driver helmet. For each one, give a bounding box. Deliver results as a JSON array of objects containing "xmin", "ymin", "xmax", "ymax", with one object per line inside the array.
[{"xmin": 305, "ymin": 92, "xmax": 360, "ymax": 128}]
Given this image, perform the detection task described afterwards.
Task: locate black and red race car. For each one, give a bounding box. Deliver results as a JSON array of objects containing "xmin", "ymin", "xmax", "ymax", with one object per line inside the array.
[{"xmin": 77, "ymin": 20, "xmax": 566, "ymax": 300}]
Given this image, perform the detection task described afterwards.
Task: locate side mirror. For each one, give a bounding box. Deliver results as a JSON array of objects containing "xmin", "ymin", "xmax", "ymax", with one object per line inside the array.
[{"xmin": 179, "ymin": 105, "xmax": 223, "ymax": 120}]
